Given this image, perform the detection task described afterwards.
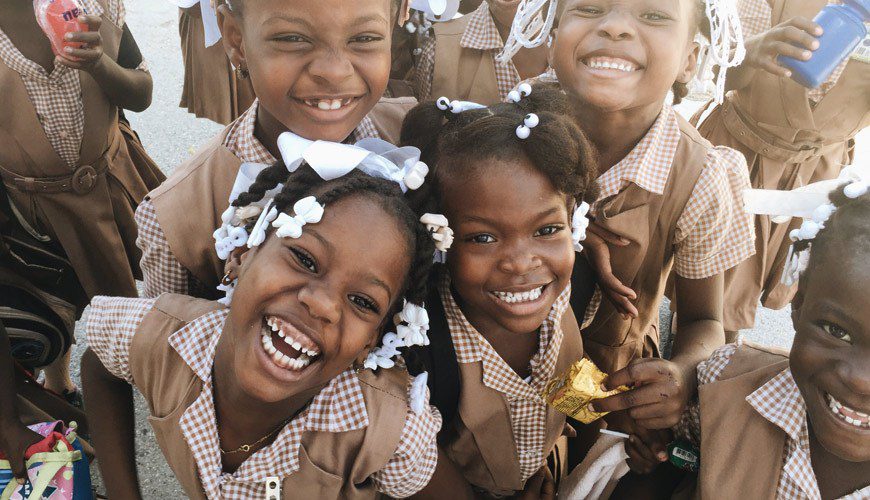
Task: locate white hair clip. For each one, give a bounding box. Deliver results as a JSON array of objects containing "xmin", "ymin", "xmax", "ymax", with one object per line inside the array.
[
  {"xmin": 436, "ymin": 96, "xmax": 487, "ymax": 114},
  {"xmin": 272, "ymin": 196, "xmax": 325, "ymax": 239},
  {"xmin": 409, "ymin": 372, "xmax": 429, "ymax": 416},
  {"xmin": 507, "ymin": 82, "xmax": 533, "ymax": 103},
  {"xmin": 246, "ymin": 200, "xmax": 278, "ymax": 248},
  {"xmin": 364, "ymin": 301, "xmax": 431, "ymax": 371},
  {"xmin": 420, "ymin": 213, "xmax": 454, "ymax": 263},
  {"xmin": 571, "ymin": 202, "xmax": 591, "ymax": 252},
  {"xmin": 410, "ymin": 0, "xmax": 460, "ymax": 22},
  {"xmin": 404, "ymin": 160, "xmax": 430, "ymax": 191},
  {"xmin": 516, "ymin": 113, "xmax": 540, "ymax": 139}
]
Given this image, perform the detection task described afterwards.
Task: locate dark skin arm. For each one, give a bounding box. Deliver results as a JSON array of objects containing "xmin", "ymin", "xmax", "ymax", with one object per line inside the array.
[
  {"xmin": 81, "ymin": 348, "xmax": 143, "ymax": 500},
  {"xmin": 0, "ymin": 321, "xmax": 42, "ymax": 485},
  {"xmin": 57, "ymin": 15, "xmax": 152, "ymax": 112}
]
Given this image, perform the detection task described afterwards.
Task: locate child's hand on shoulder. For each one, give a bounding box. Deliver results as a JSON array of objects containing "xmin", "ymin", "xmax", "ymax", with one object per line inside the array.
[
  {"xmin": 593, "ymin": 358, "xmax": 692, "ymax": 429},
  {"xmin": 55, "ymin": 15, "xmax": 105, "ymax": 72},
  {"xmin": 583, "ymin": 223, "xmax": 638, "ymax": 319},
  {"xmin": 744, "ymin": 16, "xmax": 823, "ymax": 78}
]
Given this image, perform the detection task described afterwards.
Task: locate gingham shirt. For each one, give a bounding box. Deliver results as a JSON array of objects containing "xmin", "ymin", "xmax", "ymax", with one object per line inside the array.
[
  {"xmin": 439, "ymin": 275, "xmax": 571, "ymax": 483},
  {"xmin": 677, "ymin": 343, "xmax": 870, "ymax": 500},
  {"xmin": 0, "ymin": 0, "xmax": 145, "ymax": 168},
  {"xmin": 738, "ymin": 0, "xmax": 864, "ymax": 103},
  {"xmin": 87, "ymin": 296, "xmax": 441, "ymax": 499},
  {"xmin": 582, "ymin": 105, "xmax": 755, "ymax": 325},
  {"xmin": 414, "ymin": 3, "xmax": 545, "ymax": 102},
  {"xmin": 136, "ymin": 100, "xmax": 381, "ymax": 298}
]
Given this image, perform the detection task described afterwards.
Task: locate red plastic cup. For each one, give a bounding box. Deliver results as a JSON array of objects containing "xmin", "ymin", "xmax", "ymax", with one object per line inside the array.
[{"xmin": 33, "ymin": 0, "xmax": 90, "ymax": 58}]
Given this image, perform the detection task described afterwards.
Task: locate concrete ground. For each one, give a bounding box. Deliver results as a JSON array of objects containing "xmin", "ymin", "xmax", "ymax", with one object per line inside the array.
[{"xmin": 67, "ymin": 0, "xmax": 868, "ymax": 497}]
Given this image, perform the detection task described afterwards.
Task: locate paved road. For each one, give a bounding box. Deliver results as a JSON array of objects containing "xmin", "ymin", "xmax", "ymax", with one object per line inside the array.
[{"xmin": 69, "ymin": 0, "xmax": 867, "ymax": 497}]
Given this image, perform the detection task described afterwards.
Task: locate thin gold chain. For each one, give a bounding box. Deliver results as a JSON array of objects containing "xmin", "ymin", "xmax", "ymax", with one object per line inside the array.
[{"xmin": 219, "ymin": 404, "xmax": 307, "ymax": 455}]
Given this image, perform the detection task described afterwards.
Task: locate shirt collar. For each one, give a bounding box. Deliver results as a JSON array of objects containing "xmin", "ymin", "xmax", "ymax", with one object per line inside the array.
[
  {"xmin": 460, "ymin": 3, "xmax": 504, "ymax": 51},
  {"xmin": 746, "ymin": 368, "xmax": 806, "ymax": 442},
  {"xmin": 594, "ymin": 104, "xmax": 680, "ymax": 201}
]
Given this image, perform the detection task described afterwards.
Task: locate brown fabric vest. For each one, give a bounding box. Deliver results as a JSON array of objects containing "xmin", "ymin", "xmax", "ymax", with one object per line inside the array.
[
  {"xmin": 148, "ymin": 97, "xmax": 416, "ymax": 293},
  {"xmin": 129, "ymin": 294, "xmax": 410, "ymax": 500},
  {"xmin": 442, "ymin": 306, "xmax": 583, "ymax": 496},
  {"xmin": 431, "ymin": 15, "xmax": 502, "ymax": 106},
  {"xmin": 0, "ymin": 2, "xmax": 153, "ymax": 298},
  {"xmin": 673, "ymin": 343, "xmax": 790, "ymax": 500},
  {"xmin": 581, "ymin": 117, "xmax": 708, "ymax": 375}
]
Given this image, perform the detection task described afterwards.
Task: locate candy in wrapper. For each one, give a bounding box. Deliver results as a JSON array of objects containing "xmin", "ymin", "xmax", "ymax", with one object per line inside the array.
[{"xmin": 541, "ymin": 358, "xmax": 628, "ymax": 424}]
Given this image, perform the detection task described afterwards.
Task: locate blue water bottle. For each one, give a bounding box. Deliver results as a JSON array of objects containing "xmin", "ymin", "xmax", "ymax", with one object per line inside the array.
[{"xmin": 778, "ymin": 0, "xmax": 869, "ymax": 88}]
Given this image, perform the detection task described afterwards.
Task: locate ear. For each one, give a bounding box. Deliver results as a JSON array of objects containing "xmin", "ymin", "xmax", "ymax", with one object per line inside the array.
[
  {"xmin": 676, "ymin": 40, "xmax": 701, "ymax": 84},
  {"xmin": 791, "ymin": 284, "xmax": 805, "ymax": 326},
  {"xmin": 397, "ymin": 0, "xmax": 412, "ymax": 26},
  {"xmin": 223, "ymin": 245, "xmax": 253, "ymax": 283},
  {"xmin": 218, "ymin": 4, "xmax": 246, "ymax": 71},
  {"xmin": 547, "ymin": 28, "xmax": 558, "ymax": 67}
]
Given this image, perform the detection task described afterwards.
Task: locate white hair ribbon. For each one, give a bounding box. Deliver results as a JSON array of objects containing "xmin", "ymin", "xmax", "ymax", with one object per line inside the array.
[
  {"xmin": 364, "ymin": 301, "xmax": 432, "ymax": 371},
  {"xmin": 702, "ymin": 0, "xmax": 745, "ymax": 104},
  {"xmin": 420, "ymin": 213, "xmax": 454, "ymax": 263},
  {"xmin": 168, "ymin": 0, "xmax": 221, "ymax": 46},
  {"xmin": 497, "ymin": 0, "xmax": 558, "ymax": 65},
  {"xmin": 572, "ymin": 202, "xmax": 591, "ymax": 252}
]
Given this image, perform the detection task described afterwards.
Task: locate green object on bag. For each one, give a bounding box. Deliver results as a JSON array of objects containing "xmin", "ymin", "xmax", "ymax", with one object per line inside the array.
[{"xmin": 668, "ymin": 440, "xmax": 699, "ymax": 473}]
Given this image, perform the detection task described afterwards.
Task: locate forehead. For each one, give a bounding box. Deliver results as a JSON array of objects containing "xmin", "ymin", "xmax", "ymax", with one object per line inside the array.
[
  {"xmin": 800, "ymin": 244, "xmax": 870, "ymax": 320},
  {"xmin": 558, "ymin": 0, "xmax": 689, "ymax": 15},
  {"xmin": 243, "ymin": 0, "xmax": 393, "ymax": 27}
]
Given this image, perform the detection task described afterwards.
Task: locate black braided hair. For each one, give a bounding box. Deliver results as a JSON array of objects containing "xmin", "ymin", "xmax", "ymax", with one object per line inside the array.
[
  {"xmin": 400, "ymin": 81, "xmax": 599, "ymax": 212},
  {"xmin": 794, "ymin": 184, "xmax": 870, "ymax": 285},
  {"xmin": 232, "ymin": 164, "xmax": 435, "ymax": 309}
]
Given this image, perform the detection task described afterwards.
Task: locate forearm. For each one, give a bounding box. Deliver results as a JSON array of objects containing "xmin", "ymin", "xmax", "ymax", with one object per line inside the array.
[
  {"xmin": 0, "ymin": 322, "xmax": 23, "ymax": 428},
  {"xmin": 87, "ymin": 55, "xmax": 152, "ymax": 112},
  {"xmin": 81, "ymin": 348, "xmax": 143, "ymax": 500},
  {"xmin": 671, "ymin": 275, "xmax": 726, "ymax": 392},
  {"xmin": 724, "ymin": 64, "xmax": 758, "ymax": 93},
  {"xmin": 412, "ymin": 448, "xmax": 476, "ymax": 500}
]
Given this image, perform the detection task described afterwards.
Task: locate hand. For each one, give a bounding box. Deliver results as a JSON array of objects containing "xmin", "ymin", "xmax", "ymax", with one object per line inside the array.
[
  {"xmin": 515, "ymin": 466, "xmax": 555, "ymax": 500},
  {"xmin": 625, "ymin": 426, "xmax": 672, "ymax": 475},
  {"xmin": 55, "ymin": 15, "xmax": 105, "ymax": 72},
  {"xmin": 583, "ymin": 224, "xmax": 638, "ymax": 319},
  {"xmin": 0, "ymin": 421, "xmax": 42, "ymax": 485},
  {"xmin": 744, "ymin": 16, "xmax": 822, "ymax": 78},
  {"xmin": 593, "ymin": 358, "xmax": 692, "ymax": 429}
]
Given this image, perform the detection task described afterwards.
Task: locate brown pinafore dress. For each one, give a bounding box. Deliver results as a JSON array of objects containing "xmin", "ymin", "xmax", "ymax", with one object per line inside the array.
[
  {"xmin": 148, "ymin": 97, "xmax": 417, "ymax": 295},
  {"xmin": 0, "ymin": 0, "xmax": 161, "ymax": 299},
  {"xmin": 672, "ymin": 343, "xmax": 790, "ymax": 499},
  {"xmin": 430, "ymin": 14, "xmax": 502, "ymax": 106},
  {"xmin": 129, "ymin": 294, "xmax": 413, "ymax": 499},
  {"xmin": 178, "ymin": 5, "xmax": 255, "ymax": 125},
  {"xmin": 582, "ymin": 117, "xmax": 708, "ymax": 375},
  {"xmin": 693, "ymin": 0, "xmax": 870, "ymax": 331},
  {"xmin": 441, "ymin": 307, "xmax": 583, "ymax": 497}
]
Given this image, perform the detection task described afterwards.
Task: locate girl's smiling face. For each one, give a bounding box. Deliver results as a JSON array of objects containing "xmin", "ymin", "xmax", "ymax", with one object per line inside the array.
[
  {"xmin": 550, "ymin": 0, "xmax": 699, "ymax": 112},
  {"xmin": 226, "ymin": 194, "xmax": 411, "ymax": 403},
  {"xmin": 221, "ymin": 0, "xmax": 394, "ymax": 142},
  {"xmin": 791, "ymin": 248, "xmax": 870, "ymax": 462},
  {"xmin": 440, "ymin": 157, "xmax": 575, "ymax": 336}
]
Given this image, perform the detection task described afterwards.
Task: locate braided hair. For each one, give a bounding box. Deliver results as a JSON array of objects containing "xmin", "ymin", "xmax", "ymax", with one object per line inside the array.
[
  {"xmin": 231, "ymin": 163, "xmax": 435, "ymax": 309},
  {"xmin": 400, "ymin": 81, "xmax": 598, "ymax": 213}
]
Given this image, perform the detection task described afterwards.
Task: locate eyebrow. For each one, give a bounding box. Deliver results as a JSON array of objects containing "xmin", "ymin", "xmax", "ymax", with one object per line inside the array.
[
  {"xmin": 461, "ymin": 205, "xmax": 563, "ymax": 225},
  {"xmin": 304, "ymin": 228, "xmax": 334, "ymax": 254},
  {"xmin": 351, "ymin": 14, "xmax": 389, "ymax": 26},
  {"xmin": 266, "ymin": 15, "xmax": 314, "ymax": 29},
  {"xmin": 368, "ymin": 276, "xmax": 393, "ymax": 304}
]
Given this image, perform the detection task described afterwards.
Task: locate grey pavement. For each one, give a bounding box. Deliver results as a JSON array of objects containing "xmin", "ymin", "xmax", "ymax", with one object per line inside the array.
[{"xmin": 67, "ymin": 0, "xmax": 867, "ymax": 497}]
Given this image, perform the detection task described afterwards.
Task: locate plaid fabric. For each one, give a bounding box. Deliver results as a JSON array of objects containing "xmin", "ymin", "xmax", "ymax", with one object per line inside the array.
[
  {"xmin": 414, "ymin": 3, "xmax": 540, "ymax": 102},
  {"xmin": 676, "ymin": 342, "xmax": 870, "ymax": 500},
  {"xmin": 737, "ymin": 0, "xmax": 854, "ymax": 102},
  {"xmin": 0, "ymin": 0, "xmax": 145, "ymax": 168},
  {"xmin": 439, "ymin": 274, "xmax": 571, "ymax": 483},
  {"xmin": 86, "ymin": 296, "xmax": 440, "ymax": 499},
  {"xmin": 137, "ymin": 100, "xmax": 382, "ymax": 298}
]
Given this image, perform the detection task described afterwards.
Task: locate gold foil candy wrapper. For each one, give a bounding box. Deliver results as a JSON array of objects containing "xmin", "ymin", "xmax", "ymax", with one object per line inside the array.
[{"xmin": 541, "ymin": 359, "xmax": 627, "ymax": 424}]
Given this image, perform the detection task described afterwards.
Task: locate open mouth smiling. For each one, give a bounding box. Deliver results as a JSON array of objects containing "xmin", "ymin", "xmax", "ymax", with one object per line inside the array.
[
  {"xmin": 488, "ymin": 282, "xmax": 553, "ymax": 316},
  {"xmin": 825, "ymin": 392, "xmax": 870, "ymax": 430},
  {"xmin": 259, "ymin": 315, "xmax": 323, "ymax": 372}
]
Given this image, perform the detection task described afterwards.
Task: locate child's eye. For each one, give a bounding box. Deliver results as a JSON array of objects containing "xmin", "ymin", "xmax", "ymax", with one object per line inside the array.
[
  {"xmin": 821, "ymin": 322, "xmax": 852, "ymax": 343},
  {"xmin": 275, "ymin": 34, "xmax": 309, "ymax": 44},
  {"xmin": 641, "ymin": 11, "xmax": 671, "ymax": 22},
  {"xmin": 350, "ymin": 35, "xmax": 384, "ymax": 44},
  {"xmin": 535, "ymin": 225, "xmax": 565, "ymax": 237},
  {"xmin": 290, "ymin": 248, "xmax": 317, "ymax": 272},
  {"xmin": 350, "ymin": 294, "xmax": 380, "ymax": 314},
  {"xmin": 469, "ymin": 234, "xmax": 496, "ymax": 244}
]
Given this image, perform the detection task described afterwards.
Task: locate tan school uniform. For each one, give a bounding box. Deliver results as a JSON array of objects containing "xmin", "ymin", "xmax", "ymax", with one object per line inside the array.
[
  {"xmin": 582, "ymin": 106, "xmax": 754, "ymax": 375},
  {"xmin": 86, "ymin": 294, "xmax": 441, "ymax": 499},
  {"xmin": 178, "ymin": 5, "xmax": 255, "ymax": 125},
  {"xmin": 693, "ymin": 0, "xmax": 870, "ymax": 331},
  {"xmin": 137, "ymin": 97, "xmax": 417, "ymax": 298},
  {"xmin": 438, "ymin": 276, "xmax": 583, "ymax": 497},
  {"xmin": 0, "ymin": 0, "xmax": 158, "ymax": 298},
  {"xmin": 673, "ymin": 342, "xmax": 870, "ymax": 499}
]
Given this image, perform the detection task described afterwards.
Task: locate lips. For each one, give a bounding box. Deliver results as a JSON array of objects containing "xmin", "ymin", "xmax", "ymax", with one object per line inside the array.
[
  {"xmin": 488, "ymin": 282, "xmax": 552, "ymax": 317},
  {"xmin": 583, "ymin": 56, "xmax": 638, "ymax": 73},
  {"xmin": 491, "ymin": 286, "xmax": 545, "ymax": 304},
  {"xmin": 826, "ymin": 393, "xmax": 870, "ymax": 429},
  {"xmin": 259, "ymin": 315, "xmax": 322, "ymax": 372},
  {"xmin": 301, "ymin": 97, "xmax": 354, "ymax": 111}
]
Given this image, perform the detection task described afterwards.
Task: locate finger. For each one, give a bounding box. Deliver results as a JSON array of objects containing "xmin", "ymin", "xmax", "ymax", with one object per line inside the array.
[
  {"xmin": 778, "ymin": 25, "xmax": 820, "ymax": 51},
  {"xmin": 80, "ymin": 15, "xmax": 103, "ymax": 31},
  {"xmin": 589, "ymin": 224, "xmax": 630, "ymax": 246},
  {"xmin": 594, "ymin": 384, "xmax": 671, "ymax": 413},
  {"xmin": 785, "ymin": 16, "xmax": 823, "ymax": 37},
  {"xmin": 603, "ymin": 288, "xmax": 639, "ymax": 318},
  {"xmin": 599, "ymin": 272, "xmax": 638, "ymax": 300},
  {"xmin": 629, "ymin": 433, "xmax": 661, "ymax": 467},
  {"xmin": 62, "ymin": 47, "xmax": 101, "ymax": 60},
  {"xmin": 758, "ymin": 58, "xmax": 793, "ymax": 78},
  {"xmin": 603, "ymin": 359, "xmax": 669, "ymax": 390},
  {"xmin": 635, "ymin": 415, "xmax": 682, "ymax": 431},
  {"xmin": 770, "ymin": 40, "xmax": 813, "ymax": 61},
  {"xmin": 633, "ymin": 427, "xmax": 670, "ymax": 462},
  {"xmin": 64, "ymin": 31, "xmax": 101, "ymax": 44},
  {"xmin": 625, "ymin": 437, "xmax": 657, "ymax": 474},
  {"xmin": 627, "ymin": 401, "xmax": 678, "ymax": 422},
  {"xmin": 563, "ymin": 422, "xmax": 577, "ymax": 438}
]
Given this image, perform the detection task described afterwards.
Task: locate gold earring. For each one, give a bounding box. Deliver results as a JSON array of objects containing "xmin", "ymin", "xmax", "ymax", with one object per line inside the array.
[{"xmin": 235, "ymin": 65, "xmax": 249, "ymax": 80}]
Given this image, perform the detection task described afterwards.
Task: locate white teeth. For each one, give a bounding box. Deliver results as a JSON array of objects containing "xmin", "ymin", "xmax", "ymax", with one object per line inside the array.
[
  {"xmin": 306, "ymin": 98, "xmax": 350, "ymax": 111},
  {"xmin": 587, "ymin": 58, "xmax": 636, "ymax": 72},
  {"xmin": 317, "ymin": 101, "xmax": 331, "ymax": 110},
  {"xmin": 826, "ymin": 393, "xmax": 870, "ymax": 429},
  {"xmin": 492, "ymin": 286, "xmax": 544, "ymax": 304},
  {"xmin": 330, "ymin": 99, "xmax": 341, "ymax": 110}
]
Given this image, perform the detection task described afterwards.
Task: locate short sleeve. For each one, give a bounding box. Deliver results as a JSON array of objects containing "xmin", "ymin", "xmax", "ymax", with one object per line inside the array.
[
  {"xmin": 86, "ymin": 296, "xmax": 157, "ymax": 383},
  {"xmin": 738, "ymin": 0, "xmax": 773, "ymax": 38},
  {"xmin": 135, "ymin": 200, "xmax": 192, "ymax": 298},
  {"xmin": 369, "ymin": 388, "xmax": 442, "ymax": 498},
  {"xmin": 672, "ymin": 146, "xmax": 755, "ymax": 279},
  {"xmin": 673, "ymin": 342, "xmax": 740, "ymax": 445},
  {"xmin": 413, "ymin": 36, "xmax": 436, "ymax": 102}
]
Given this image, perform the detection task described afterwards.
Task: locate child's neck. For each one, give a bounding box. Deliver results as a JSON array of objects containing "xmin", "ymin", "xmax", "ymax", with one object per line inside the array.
[
  {"xmin": 570, "ymin": 98, "xmax": 664, "ymax": 177},
  {"xmin": 253, "ymin": 108, "xmax": 285, "ymax": 161},
  {"xmin": 809, "ymin": 425, "xmax": 870, "ymax": 498}
]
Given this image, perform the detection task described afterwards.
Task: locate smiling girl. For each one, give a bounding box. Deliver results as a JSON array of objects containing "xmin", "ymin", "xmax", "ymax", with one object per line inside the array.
[
  {"xmin": 400, "ymin": 83, "xmax": 598, "ymax": 498},
  {"xmin": 136, "ymin": 0, "xmax": 418, "ymax": 300},
  {"xmin": 82, "ymin": 162, "xmax": 441, "ymax": 499}
]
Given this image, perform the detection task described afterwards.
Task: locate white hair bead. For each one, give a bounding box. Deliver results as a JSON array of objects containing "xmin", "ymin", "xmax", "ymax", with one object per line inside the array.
[
  {"xmin": 524, "ymin": 113, "xmax": 539, "ymax": 128},
  {"xmin": 507, "ymin": 90, "xmax": 522, "ymax": 103},
  {"xmin": 844, "ymin": 181, "xmax": 869, "ymax": 199},
  {"xmin": 436, "ymin": 96, "xmax": 451, "ymax": 111},
  {"xmin": 517, "ymin": 83, "xmax": 532, "ymax": 97},
  {"xmin": 516, "ymin": 125, "xmax": 531, "ymax": 139},
  {"xmin": 811, "ymin": 203, "xmax": 836, "ymax": 223}
]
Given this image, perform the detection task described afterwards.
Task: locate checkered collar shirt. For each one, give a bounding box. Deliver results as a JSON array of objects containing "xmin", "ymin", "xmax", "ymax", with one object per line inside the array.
[
  {"xmin": 460, "ymin": 3, "xmax": 523, "ymax": 101},
  {"xmin": 167, "ymin": 308, "xmax": 370, "ymax": 499},
  {"xmin": 223, "ymin": 100, "xmax": 382, "ymax": 165},
  {"xmin": 439, "ymin": 273, "xmax": 571, "ymax": 481}
]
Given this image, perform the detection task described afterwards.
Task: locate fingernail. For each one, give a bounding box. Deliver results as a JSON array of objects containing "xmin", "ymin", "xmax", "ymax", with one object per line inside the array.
[
  {"xmin": 16, "ymin": 478, "xmax": 24, "ymax": 485},
  {"xmin": 65, "ymin": 33, "xmax": 73, "ymax": 40},
  {"xmin": 785, "ymin": 70, "xmax": 792, "ymax": 77},
  {"xmin": 811, "ymin": 41, "xmax": 819, "ymax": 50},
  {"xmin": 64, "ymin": 47, "xmax": 73, "ymax": 53},
  {"xmin": 658, "ymin": 452, "xmax": 668, "ymax": 461},
  {"xmin": 802, "ymin": 51, "xmax": 812, "ymax": 59}
]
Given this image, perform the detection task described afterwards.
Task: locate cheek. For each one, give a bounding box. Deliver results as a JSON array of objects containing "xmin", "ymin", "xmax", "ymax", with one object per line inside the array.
[{"xmin": 448, "ymin": 246, "xmax": 495, "ymax": 288}]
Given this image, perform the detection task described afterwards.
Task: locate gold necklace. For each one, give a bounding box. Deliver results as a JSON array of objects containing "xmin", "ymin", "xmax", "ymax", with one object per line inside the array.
[{"xmin": 219, "ymin": 405, "xmax": 306, "ymax": 455}]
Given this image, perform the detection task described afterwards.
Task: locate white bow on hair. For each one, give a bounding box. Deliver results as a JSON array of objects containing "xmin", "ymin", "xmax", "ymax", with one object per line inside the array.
[
  {"xmin": 272, "ymin": 196, "xmax": 325, "ymax": 239},
  {"xmin": 572, "ymin": 202, "xmax": 591, "ymax": 252},
  {"xmin": 409, "ymin": 0, "xmax": 461, "ymax": 21}
]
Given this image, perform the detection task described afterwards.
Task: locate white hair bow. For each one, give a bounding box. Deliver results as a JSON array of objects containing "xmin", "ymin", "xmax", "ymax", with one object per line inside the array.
[
  {"xmin": 364, "ymin": 301, "xmax": 432, "ymax": 371},
  {"xmin": 272, "ymin": 196, "xmax": 325, "ymax": 239},
  {"xmin": 572, "ymin": 202, "xmax": 591, "ymax": 252},
  {"xmin": 409, "ymin": 0, "xmax": 460, "ymax": 21}
]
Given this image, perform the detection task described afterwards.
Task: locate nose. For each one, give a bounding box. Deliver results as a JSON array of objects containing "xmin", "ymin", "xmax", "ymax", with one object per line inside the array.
[
  {"xmin": 497, "ymin": 240, "xmax": 543, "ymax": 276},
  {"xmin": 308, "ymin": 47, "xmax": 354, "ymax": 86},
  {"xmin": 597, "ymin": 9, "xmax": 635, "ymax": 41},
  {"xmin": 297, "ymin": 281, "xmax": 341, "ymax": 325},
  {"xmin": 837, "ymin": 352, "xmax": 870, "ymax": 396}
]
